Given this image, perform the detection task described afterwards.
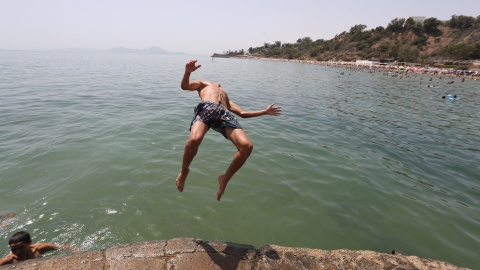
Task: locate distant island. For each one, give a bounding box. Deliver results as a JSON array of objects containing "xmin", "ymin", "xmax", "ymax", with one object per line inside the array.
[{"xmin": 106, "ymin": 46, "xmax": 185, "ymax": 55}]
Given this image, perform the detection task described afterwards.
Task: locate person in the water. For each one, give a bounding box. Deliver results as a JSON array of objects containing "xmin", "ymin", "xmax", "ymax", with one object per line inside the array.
[
  {"xmin": 0, "ymin": 212, "xmax": 14, "ymax": 228},
  {"xmin": 176, "ymin": 60, "xmax": 282, "ymax": 201},
  {"xmin": 0, "ymin": 231, "xmax": 77, "ymax": 266}
]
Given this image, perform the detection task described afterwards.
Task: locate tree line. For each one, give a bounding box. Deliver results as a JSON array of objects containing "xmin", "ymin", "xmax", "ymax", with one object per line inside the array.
[{"xmin": 228, "ymin": 15, "xmax": 480, "ymax": 64}]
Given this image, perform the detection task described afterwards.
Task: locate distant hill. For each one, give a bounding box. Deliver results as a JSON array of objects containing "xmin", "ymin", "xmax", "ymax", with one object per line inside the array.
[
  {"xmin": 106, "ymin": 46, "xmax": 185, "ymax": 55},
  {"xmin": 230, "ymin": 15, "xmax": 480, "ymax": 65}
]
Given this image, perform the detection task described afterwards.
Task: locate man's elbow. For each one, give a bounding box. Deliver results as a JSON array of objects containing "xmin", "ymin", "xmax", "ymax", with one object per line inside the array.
[{"xmin": 238, "ymin": 112, "xmax": 250, "ymax": 118}]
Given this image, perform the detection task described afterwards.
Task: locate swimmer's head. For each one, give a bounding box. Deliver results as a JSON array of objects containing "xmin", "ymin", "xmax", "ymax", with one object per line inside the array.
[
  {"xmin": 9, "ymin": 231, "xmax": 32, "ymax": 257},
  {"xmin": 9, "ymin": 231, "xmax": 31, "ymax": 245}
]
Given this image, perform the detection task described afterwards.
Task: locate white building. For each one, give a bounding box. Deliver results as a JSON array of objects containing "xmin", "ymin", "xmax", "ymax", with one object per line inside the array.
[
  {"xmin": 355, "ymin": 60, "xmax": 379, "ymax": 66},
  {"xmin": 409, "ymin": 16, "xmax": 426, "ymax": 23}
]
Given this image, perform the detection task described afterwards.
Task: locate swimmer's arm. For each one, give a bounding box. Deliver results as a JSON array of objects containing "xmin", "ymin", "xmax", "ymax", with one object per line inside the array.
[
  {"xmin": 0, "ymin": 212, "xmax": 14, "ymax": 218},
  {"xmin": 228, "ymin": 101, "xmax": 282, "ymax": 118},
  {"xmin": 34, "ymin": 243, "xmax": 78, "ymax": 254},
  {"xmin": 0, "ymin": 254, "xmax": 16, "ymax": 266},
  {"xmin": 0, "ymin": 212, "xmax": 14, "ymax": 228}
]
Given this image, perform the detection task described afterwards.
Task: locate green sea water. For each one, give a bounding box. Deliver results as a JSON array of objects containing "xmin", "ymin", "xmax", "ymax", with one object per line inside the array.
[{"xmin": 0, "ymin": 51, "xmax": 479, "ymax": 268}]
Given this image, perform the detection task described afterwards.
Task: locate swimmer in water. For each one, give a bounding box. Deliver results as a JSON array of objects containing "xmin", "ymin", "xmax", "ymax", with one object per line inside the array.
[
  {"xmin": 0, "ymin": 212, "xmax": 14, "ymax": 228},
  {"xmin": 0, "ymin": 231, "xmax": 77, "ymax": 266}
]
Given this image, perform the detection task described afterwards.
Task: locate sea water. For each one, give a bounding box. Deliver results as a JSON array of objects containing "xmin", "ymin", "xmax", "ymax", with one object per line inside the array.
[{"xmin": 0, "ymin": 51, "xmax": 479, "ymax": 269}]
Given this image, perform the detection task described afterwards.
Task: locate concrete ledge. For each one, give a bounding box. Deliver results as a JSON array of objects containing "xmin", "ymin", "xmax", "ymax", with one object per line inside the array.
[{"xmin": 0, "ymin": 238, "xmax": 470, "ymax": 270}]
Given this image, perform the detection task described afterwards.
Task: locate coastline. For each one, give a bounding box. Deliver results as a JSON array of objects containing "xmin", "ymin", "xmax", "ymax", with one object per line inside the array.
[
  {"xmin": 0, "ymin": 238, "xmax": 471, "ymax": 270},
  {"xmin": 230, "ymin": 56, "xmax": 480, "ymax": 80}
]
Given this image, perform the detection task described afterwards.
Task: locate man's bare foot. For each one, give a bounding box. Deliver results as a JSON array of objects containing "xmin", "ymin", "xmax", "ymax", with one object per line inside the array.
[
  {"xmin": 176, "ymin": 169, "xmax": 189, "ymax": 192},
  {"xmin": 217, "ymin": 174, "xmax": 228, "ymax": 201}
]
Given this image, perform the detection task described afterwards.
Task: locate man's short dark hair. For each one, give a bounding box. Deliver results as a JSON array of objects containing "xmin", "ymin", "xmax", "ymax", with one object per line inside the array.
[{"xmin": 9, "ymin": 231, "xmax": 31, "ymax": 245}]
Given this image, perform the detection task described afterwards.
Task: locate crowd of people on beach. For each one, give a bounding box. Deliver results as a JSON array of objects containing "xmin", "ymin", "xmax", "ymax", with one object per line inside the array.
[
  {"xmin": 252, "ymin": 57, "xmax": 480, "ymax": 80},
  {"xmin": 335, "ymin": 62, "xmax": 479, "ymax": 79}
]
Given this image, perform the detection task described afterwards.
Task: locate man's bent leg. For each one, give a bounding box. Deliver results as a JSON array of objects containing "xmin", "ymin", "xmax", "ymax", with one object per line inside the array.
[
  {"xmin": 217, "ymin": 128, "xmax": 253, "ymax": 201},
  {"xmin": 176, "ymin": 122, "xmax": 209, "ymax": 192}
]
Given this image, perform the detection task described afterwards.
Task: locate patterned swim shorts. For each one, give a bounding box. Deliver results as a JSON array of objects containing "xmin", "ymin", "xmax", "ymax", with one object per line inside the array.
[{"xmin": 190, "ymin": 101, "xmax": 242, "ymax": 139}]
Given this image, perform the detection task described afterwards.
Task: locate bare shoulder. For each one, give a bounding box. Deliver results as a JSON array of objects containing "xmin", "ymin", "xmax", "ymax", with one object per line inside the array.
[
  {"xmin": 32, "ymin": 243, "xmax": 58, "ymax": 253},
  {"xmin": 194, "ymin": 79, "xmax": 209, "ymax": 86}
]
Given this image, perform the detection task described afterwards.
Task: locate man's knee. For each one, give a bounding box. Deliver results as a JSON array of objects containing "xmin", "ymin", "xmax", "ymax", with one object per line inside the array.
[
  {"xmin": 186, "ymin": 136, "xmax": 203, "ymax": 149},
  {"xmin": 239, "ymin": 141, "xmax": 253, "ymax": 155}
]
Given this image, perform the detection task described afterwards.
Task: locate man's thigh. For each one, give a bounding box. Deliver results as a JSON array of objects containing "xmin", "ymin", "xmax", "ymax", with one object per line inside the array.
[
  {"xmin": 225, "ymin": 128, "xmax": 252, "ymax": 148},
  {"xmin": 189, "ymin": 121, "xmax": 209, "ymax": 141}
]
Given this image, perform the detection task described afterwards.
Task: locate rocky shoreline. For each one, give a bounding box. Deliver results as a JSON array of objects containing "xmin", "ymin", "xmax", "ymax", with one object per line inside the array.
[{"xmin": 0, "ymin": 238, "xmax": 470, "ymax": 270}]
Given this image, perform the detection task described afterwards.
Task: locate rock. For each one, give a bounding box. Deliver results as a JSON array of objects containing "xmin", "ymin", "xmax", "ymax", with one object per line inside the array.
[{"xmin": 0, "ymin": 238, "xmax": 470, "ymax": 270}]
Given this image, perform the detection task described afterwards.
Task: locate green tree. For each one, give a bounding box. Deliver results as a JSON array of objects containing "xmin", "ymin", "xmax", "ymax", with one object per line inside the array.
[
  {"xmin": 314, "ymin": 39, "xmax": 325, "ymax": 45},
  {"xmin": 387, "ymin": 18, "xmax": 406, "ymax": 32},
  {"xmin": 296, "ymin": 37, "xmax": 313, "ymax": 50},
  {"xmin": 397, "ymin": 45, "xmax": 419, "ymax": 62},
  {"xmin": 404, "ymin": 18, "xmax": 424, "ymax": 35},
  {"xmin": 272, "ymin": 47, "xmax": 281, "ymax": 56},
  {"xmin": 349, "ymin": 24, "xmax": 367, "ymax": 35},
  {"xmin": 377, "ymin": 43, "xmax": 390, "ymax": 54},
  {"xmin": 423, "ymin": 17, "xmax": 442, "ymax": 35},
  {"xmin": 375, "ymin": 26, "xmax": 385, "ymax": 33},
  {"xmin": 356, "ymin": 41, "xmax": 368, "ymax": 51},
  {"xmin": 447, "ymin": 15, "xmax": 476, "ymax": 29},
  {"xmin": 411, "ymin": 36, "xmax": 428, "ymax": 47},
  {"xmin": 300, "ymin": 37, "xmax": 313, "ymax": 45},
  {"xmin": 389, "ymin": 43, "xmax": 402, "ymax": 59},
  {"xmin": 471, "ymin": 41, "xmax": 480, "ymax": 58},
  {"xmin": 310, "ymin": 47, "xmax": 321, "ymax": 57},
  {"xmin": 438, "ymin": 43, "xmax": 474, "ymax": 60}
]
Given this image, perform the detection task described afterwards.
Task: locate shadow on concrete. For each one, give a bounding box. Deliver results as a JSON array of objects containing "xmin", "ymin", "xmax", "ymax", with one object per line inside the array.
[
  {"xmin": 257, "ymin": 245, "xmax": 280, "ymax": 260},
  {"xmin": 197, "ymin": 240, "xmax": 245, "ymax": 269},
  {"xmin": 196, "ymin": 240, "xmax": 280, "ymax": 270}
]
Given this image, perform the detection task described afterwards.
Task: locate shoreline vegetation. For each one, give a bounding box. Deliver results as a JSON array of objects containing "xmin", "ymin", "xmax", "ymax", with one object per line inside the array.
[{"xmin": 214, "ymin": 14, "xmax": 480, "ymax": 75}]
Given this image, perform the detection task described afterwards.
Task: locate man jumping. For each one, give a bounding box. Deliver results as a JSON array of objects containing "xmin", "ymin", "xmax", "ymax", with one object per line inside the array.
[{"xmin": 176, "ymin": 60, "xmax": 282, "ymax": 201}]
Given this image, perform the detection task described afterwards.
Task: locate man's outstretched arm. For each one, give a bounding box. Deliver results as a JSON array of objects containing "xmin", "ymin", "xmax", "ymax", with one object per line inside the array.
[
  {"xmin": 228, "ymin": 102, "xmax": 282, "ymax": 118},
  {"xmin": 181, "ymin": 60, "xmax": 203, "ymax": 90},
  {"xmin": 35, "ymin": 243, "xmax": 79, "ymax": 255}
]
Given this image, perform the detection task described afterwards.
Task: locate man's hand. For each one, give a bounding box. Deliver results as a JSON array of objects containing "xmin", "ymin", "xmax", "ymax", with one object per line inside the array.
[
  {"xmin": 185, "ymin": 60, "xmax": 201, "ymax": 73},
  {"xmin": 265, "ymin": 103, "xmax": 282, "ymax": 116},
  {"xmin": 0, "ymin": 253, "xmax": 17, "ymax": 266}
]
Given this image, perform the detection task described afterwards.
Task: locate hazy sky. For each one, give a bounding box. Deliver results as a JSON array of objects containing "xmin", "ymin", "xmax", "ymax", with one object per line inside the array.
[{"xmin": 1, "ymin": 0, "xmax": 479, "ymax": 56}]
